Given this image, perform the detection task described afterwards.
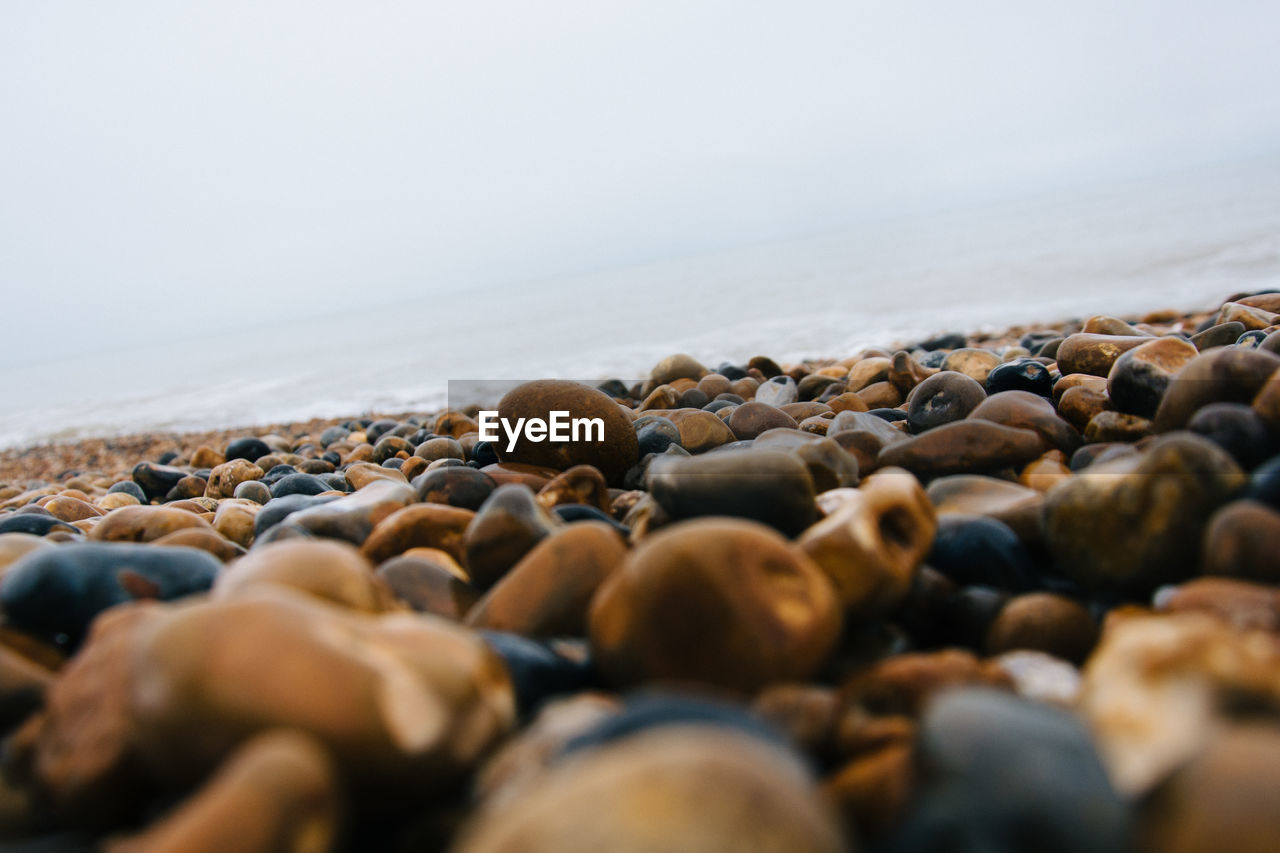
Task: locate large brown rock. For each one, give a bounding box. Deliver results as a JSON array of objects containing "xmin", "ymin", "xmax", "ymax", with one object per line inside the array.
[
  {"xmin": 89, "ymin": 505, "xmax": 216, "ymax": 543},
  {"xmin": 589, "ymin": 518, "xmax": 841, "ymax": 692},
  {"xmin": 359, "ymin": 503, "xmax": 474, "ymax": 566},
  {"xmin": 1043, "ymin": 433, "xmax": 1245, "ymax": 592},
  {"xmin": 876, "ymin": 421, "xmax": 1043, "ymax": 479},
  {"xmin": 1106, "ymin": 336, "xmax": 1198, "ymax": 418},
  {"xmin": 967, "ymin": 390, "xmax": 1081, "ymax": 454},
  {"xmin": 1152, "ymin": 347, "xmax": 1280, "ymax": 432},
  {"xmin": 464, "ymin": 485, "xmax": 563, "ymax": 589},
  {"xmin": 467, "ymin": 521, "xmax": 627, "ymax": 637},
  {"xmin": 1055, "ymin": 334, "xmax": 1151, "ymax": 377},
  {"xmin": 496, "ymin": 380, "xmax": 639, "ymax": 485}
]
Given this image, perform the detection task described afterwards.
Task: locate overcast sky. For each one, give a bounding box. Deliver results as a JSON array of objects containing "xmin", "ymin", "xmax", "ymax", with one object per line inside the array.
[{"xmin": 3, "ymin": 1, "xmax": 1280, "ymax": 354}]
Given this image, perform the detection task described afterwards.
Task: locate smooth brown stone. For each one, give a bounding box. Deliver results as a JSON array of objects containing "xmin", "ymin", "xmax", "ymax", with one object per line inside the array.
[
  {"xmin": 496, "ymin": 379, "xmax": 640, "ymax": 484},
  {"xmin": 1081, "ymin": 315, "xmax": 1144, "ymax": 336},
  {"xmin": 203, "ymin": 460, "xmax": 264, "ymax": 500},
  {"xmin": 1055, "ymin": 333, "xmax": 1151, "ymax": 377},
  {"xmin": 1191, "ymin": 321, "xmax": 1248, "ymax": 351},
  {"xmin": 41, "ymin": 496, "xmax": 104, "ymax": 522},
  {"xmin": 1084, "ymin": 410, "xmax": 1152, "ymax": 443},
  {"xmin": 846, "ymin": 357, "xmax": 891, "ymax": 392},
  {"xmin": 646, "ymin": 449, "xmax": 818, "ymax": 536},
  {"xmin": 96, "ymin": 492, "xmax": 142, "ymax": 511},
  {"xmin": 399, "ymin": 456, "xmax": 429, "ymax": 482},
  {"xmin": 731, "ymin": 376, "xmax": 760, "ymax": 399},
  {"xmin": 1053, "ymin": 372, "xmax": 1109, "ymax": 403},
  {"xmin": 188, "ymin": 446, "xmax": 226, "ymax": 470},
  {"xmin": 781, "ymin": 401, "xmax": 833, "ymax": 421},
  {"xmin": 751, "ymin": 685, "xmax": 841, "ymax": 758},
  {"xmin": 166, "ymin": 476, "xmax": 209, "ymax": 502},
  {"xmin": 151, "ymin": 528, "xmax": 246, "ymax": 562},
  {"xmin": 727, "ymin": 402, "xmax": 797, "ymax": 440},
  {"xmin": 839, "ymin": 649, "xmax": 1011, "ymax": 717},
  {"xmin": 344, "ymin": 461, "xmax": 409, "ymax": 490},
  {"xmin": 1018, "ymin": 451, "xmax": 1072, "ymax": 492},
  {"xmin": 589, "ymin": 518, "xmax": 841, "ymax": 692},
  {"xmin": 1079, "ymin": 611, "xmax": 1280, "ymax": 795},
  {"xmin": 535, "ymin": 464, "xmax": 611, "ymax": 512},
  {"xmin": 124, "ymin": 591, "xmax": 515, "ymax": 799},
  {"xmin": 89, "ymin": 505, "xmax": 216, "ymax": 543},
  {"xmin": 1138, "ymin": 724, "xmax": 1280, "ymax": 853},
  {"xmin": 827, "ymin": 392, "xmax": 870, "ymax": 414},
  {"xmin": 1202, "ymin": 500, "xmax": 1280, "ymax": 582},
  {"xmin": 696, "ymin": 373, "xmax": 732, "ymax": 399},
  {"xmin": 464, "ymin": 485, "xmax": 563, "ymax": 589},
  {"xmin": 1251, "ymin": 370, "xmax": 1280, "ymax": 430},
  {"xmin": 942, "ymin": 348, "xmax": 1002, "ymax": 385},
  {"xmin": 1236, "ymin": 292, "xmax": 1280, "ymax": 313},
  {"xmin": 876, "ymin": 420, "xmax": 1044, "ymax": 479},
  {"xmin": 856, "ymin": 381, "xmax": 903, "ymax": 409},
  {"xmin": 216, "ymin": 540, "xmax": 395, "ymax": 613},
  {"xmin": 1217, "ymin": 301, "xmax": 1279, "ymax": 331},
  {"xmin": 359, "ymin": 503, "xmax": 475, "ymax": 567},
  {"xmin": 410, "ymin": 467, "xmax": 494, "ymax": 513},
  {"xmin": 798, "ymin": 468, "xmax": 936, "ymax": 617},
  {"xmin": 433, "ymin": 411, "xmax": 478, "ymax": 439},
  {"xmin": 648, "ymin": 353, "xmax": 708, "ymax": 389},
  {"xmin": 479, "ymin": 462, "xmax": 559, "ymax": 491},
  {"xmin": 1044, "ymin": 433, "xmax": 1245, "ymax": 592},
  {"xmin": 454, "ymin": 728, "xmax": 846, "ymax": 853},
  {"xmin": 926, "ymin": 474, "xmax": 1043, "ymax": 545},
  {"xmin": 1155, "ymin": 577, "xmax": 1280, "ymax": 633},
  {"xmin": 286, "ymin": 480, "xmax": 417, "ymax": 546},
  {"xmin": 985, "ymin": 592, "xmax": 1097, "ymax": 664},
  {"xmin": 103, "ymin": 730, "xmax": 339, "ymax": 853},
  {"xmin": 640, "ymin": 383, "xmax": 681, "ymax": 412},
  {"xmin": 665, "ymin": 409, "xmax": 736, "ymax": 453},
  {"xmin": 753, "ymin": 429, "xmax": 860, "ymax": 492},
  {"xmin": 1106, "ymin": 336, "xmax": 1199, "ymax": 417},
  {"xmin": 888, "ymin": 350, "xmax": 936, "ymax": 395},
  {"xmin": 1152, "ymin": 347, "xmax": 1280, "ymax": 432},
  {"xmin": 907, "ymin": 371, "xmax": 986, "ymax": 433},
  {"xmin": 798, "ymin": 415, "xmax": 832, "ymax": 435},
  {"xmin": 412, "ymin": 436, "xmax": 464, "ymax": 462},
  {"xmin": 968, "ymin": 390, "xmax": 1081, "ymax": 454},
  {"xmin": 376, "ymin": 551, "xmax": 477, "ymax": 620},
  {"xmin": 212, "ymin": 500, "xmax": 258, "ymax": 548},
  {"xmin": 1057, "ymin": 385, "xmax": 1112, "ymax": 431},
  {"xmin": 466, "ymin": 522, "xmax": 626, "ymax": 637}
]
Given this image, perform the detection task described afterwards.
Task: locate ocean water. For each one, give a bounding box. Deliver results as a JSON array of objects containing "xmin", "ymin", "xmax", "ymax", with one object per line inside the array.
[{"xmin": 3, "ymin": 155, "xmax": 1279, "ymax": 449}]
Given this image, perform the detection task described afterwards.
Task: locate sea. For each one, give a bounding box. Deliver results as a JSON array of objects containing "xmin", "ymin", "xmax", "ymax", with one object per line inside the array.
[{"xmin": 3, "ymin": 154, "xmax": 1279, "ymax": 449}]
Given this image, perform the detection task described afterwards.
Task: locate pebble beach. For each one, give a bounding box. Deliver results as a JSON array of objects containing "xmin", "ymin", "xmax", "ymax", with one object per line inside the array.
[{"xmin": 3, "ymin": 292, "xmax": 1280, "ymax": 852}]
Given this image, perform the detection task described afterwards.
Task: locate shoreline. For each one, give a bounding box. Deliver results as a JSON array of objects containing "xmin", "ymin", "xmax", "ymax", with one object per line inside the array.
[{"xmin": 0, "ymin": 303, "xmax": 1216, "ymax": 486}]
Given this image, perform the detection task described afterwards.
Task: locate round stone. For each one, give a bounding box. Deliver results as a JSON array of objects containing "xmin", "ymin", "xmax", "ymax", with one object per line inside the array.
[
  {"xmin": 589, "ymin": 518, "xmax": 841, "ymax": 692},
  {"xmin": 907, "ymin": 371, "xmax": 986, "ymax": 433},
  {"xmin": 497, "ymin": 380, "xmax": 639, "ymax": 486}
]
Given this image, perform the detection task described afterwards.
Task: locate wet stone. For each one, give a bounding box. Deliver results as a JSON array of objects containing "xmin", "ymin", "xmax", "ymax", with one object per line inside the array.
[
  {"xmin": 589, "ymin": 518, "xmax": 841, "ymax": 693},
  {"xmin": 877, "ymin": 420, "xmax": 1044, "ymax": 479},
  {"xmin": 926, "ymin": 474, "xmax": 1044, "ymax": 546},
  {"xmin": 1084, "ymin": 410, "xmax": 1153, "ymax": 443},
  {"xmin": 231, "ymin": 479, "xmax": 271, "ymax": 504},
  {"xmin": 754, "ymin": 375, "xmax": 798, "ymax": 407},
  {"xmin": 497, "ymin": 380, "xmax": 639, "ymax": 486},
  {"xmin": 216, "ymin": 539, "xmax": 394, "ymax": 613},
  {"xmin": 464, "ymin": 484, "xmax": 563, "ymax": 590},
  {"xmin": 359, "ymin": 502, "xmax": 475, "ymax": 567},
  {"xmin": 1152, "ymin": 346, "xmax": 1280, "ymax": 432},
  {"xmin": 478, "ymin": 631, "xmax": 594, "ymax": 718},
  {"xmin": 0, "ymin": 513, "xmax": 81, "ymax": 537},
  {"xmin": 164, "ymin": 475, "xmax": 209, "ymax": 502},
  {"xmin": 727, "ymin": 401, "xmax": 797, "ymax": 440},
  {"xmin": 1055, "ymin": 333, "xmax": 1151, "ymax": 377},
  {"xmin": 203, "ymin": 459, "xmax": 263, "ymax": 500},
  {"xmin": 0, "ymin": 543, "xmax": 219, "ymax": 645},
  {"xmin": 969, "ymin": 390, "xmax": 1081, "ymax": 455},
  {"xmin": 89, "ymin": 505, "xmax": 215, "ymax": 543},
  {"xmin": 1190, "ymin": 320, "xmax": 1247, "ymax": 351},
  {"xmin": 1186, "ymin": 401, "xmax": 1273, "ymax": 468},
  {"xmin": 646, "ymin": 449, "xmax": 817, "ymax": 536},
  {"xmin": 535, "ymin": 464, "xmax": 610, "ymax": 512},
  {"xmin": 252, "ymin": 493, "xmax": 340, "ymax": 537},
  {"xmin": 131, "ymin": 462, "xmax": 189, "ymax": 502},
  {"xmin": 376, "ymin": 550, "xmax": 478, "ymax": 619},
  {"xmin": 634, "ymin": 416, "xmax": 681, "ymax": 456},
  {"xmin": 983, "ymin": 357, "xmax": 1053, "ymax": 396},
  {"xmin": 928, "ymin": 514, "xmax": 1036, "ymax": 591},
  {"xmin": 107, "ymin": 481, "xmax": 147, "ymax": 503},
  {"xmin": 1044, "ymin": 433, "xmax": 1245, "ymax": 592},
  {"xmin": 1105, "ymin": 335, "xmax": 1198, "ymax": 418},
  {"xmin": 906, "ymin": 371, "xmax": 986, "ymax": 433},
  {"xmin": 412, "ymin": 465, "xmax": 496, "ymax": 510},
  {"xmin": 224, "ymin": 437, "xmax": 271, "ymax": 463},
  {"xmin": 941, "ymin": 348, "xmax": 1001, "ymax": 385},
  {"xmin": 284, "ymin": 479, "xmax": 417, "ymax": 545},
  {"xmin": 985, "ymin": 592, "xmax": 1098, "ymax": 664}
]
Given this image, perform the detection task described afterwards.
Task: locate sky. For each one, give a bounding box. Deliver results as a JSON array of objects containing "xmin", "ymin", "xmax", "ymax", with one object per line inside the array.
[{"xmin": 3, "ymin": 1, "xmax": 1280, "ymax": 357}]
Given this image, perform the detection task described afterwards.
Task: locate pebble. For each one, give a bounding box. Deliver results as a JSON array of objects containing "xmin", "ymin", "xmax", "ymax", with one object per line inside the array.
[
  {"xmin": 497, "ymin": 380, "xmax": 639, "ymax": 485},
  {"xmin": 941, "ymin": 348, "xmax": 1001, "ymax": 385},
  {"xmin": 1190, "ymin": 320, "xmax": 1248, "ymax": 351},
  {"xmin": 646, "ymin": 449, "xmax": 817, "ymax": 536},
  {"xmin": 1106, "ymin": 335, "xmax": 1199, "ymax": 418},
  {"xmin": 0, "ymin": 542, "xmax": 219, "ymax": 644},
  {"xmin": 797, "ymin": 468, "xmax": 936, "ymax": 617},
  {"xmin": 467, "ymin": 522, "xmax": 626, "ymax": 637},
  {"xmin": 464, "ymin": 484, "xmax": 563, "ymax": 589},
  {"xmin": 727, "ymin": 401, "xmax": 798, "ymax": 440},
  {"xmin": 89, "ymin": 505, "xmax": 216, "ymax": 543},
  {"xmin": 928, "ymin": 514, "xmax": 1036, "ymax": 590},
  {"xmin": 1152, "ymin": 346, "xmax": 1280, "ymax": 432},
  {"xmin": 906, "ymin": 371, "xmax": 986, "ymax": 433},
  {"xmin": 203, "ymin": 459, "xmax": 264, "ymax": 499},
  {"xmin": 926, "ymin": 474, "xmax": 1044, "ymax": 545},
  {"xmin": 535, "ymin": 464, "xmax": 610, "ymax": 512},
  {"xmin": 589, "ymin": 518, "xmax": 841, "ymax": 692},
  {"xmin": 359, "ymin": 502, "xmax": 474, "ymax": 566},
  {"xmin": 985, "ymin": 592, "xmax": 1097, "ymax": 663},
  {"xmin": 214, "ymin": 539, "xmax": 395, "ymax": 612},
  {"xmin": 1044, "ymin": 433, "xmax": 1245, "ymax": 592},
  {"xmin": 284, "ymin": 479, "xmax": 417, "ymax": 545},
  {"xmin": 877, "ymin": 420, "xmax": 1044, "ymax": 479},
  {"xmin": 968, "ymin": 389, "xmax": 1081, "ymax": 455},
  {"xmin": 224, "ymin": 437, "xmax": 271, "ymax": 462},
  {"xmin": 130, "ymin": 462, "xmax": 189, "ymax": 501},
  {"xmin": 983, "ymin": 357, "xmax": 1053, "ymax": 396},
  {"xmin": 1202, "ymin": 499, "xmax": 1280, "ymax": 582},
  {"xmin": 0, "ymin": 513, "xmax": 81, "ymax": 537},
  {"xmin": 1186, "ymin": 401, "xmax": 1273, "ymax": 468},
  {"xmin": 1055, "ymin": 333, "xmax": 1151, "ymax": 377}
]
